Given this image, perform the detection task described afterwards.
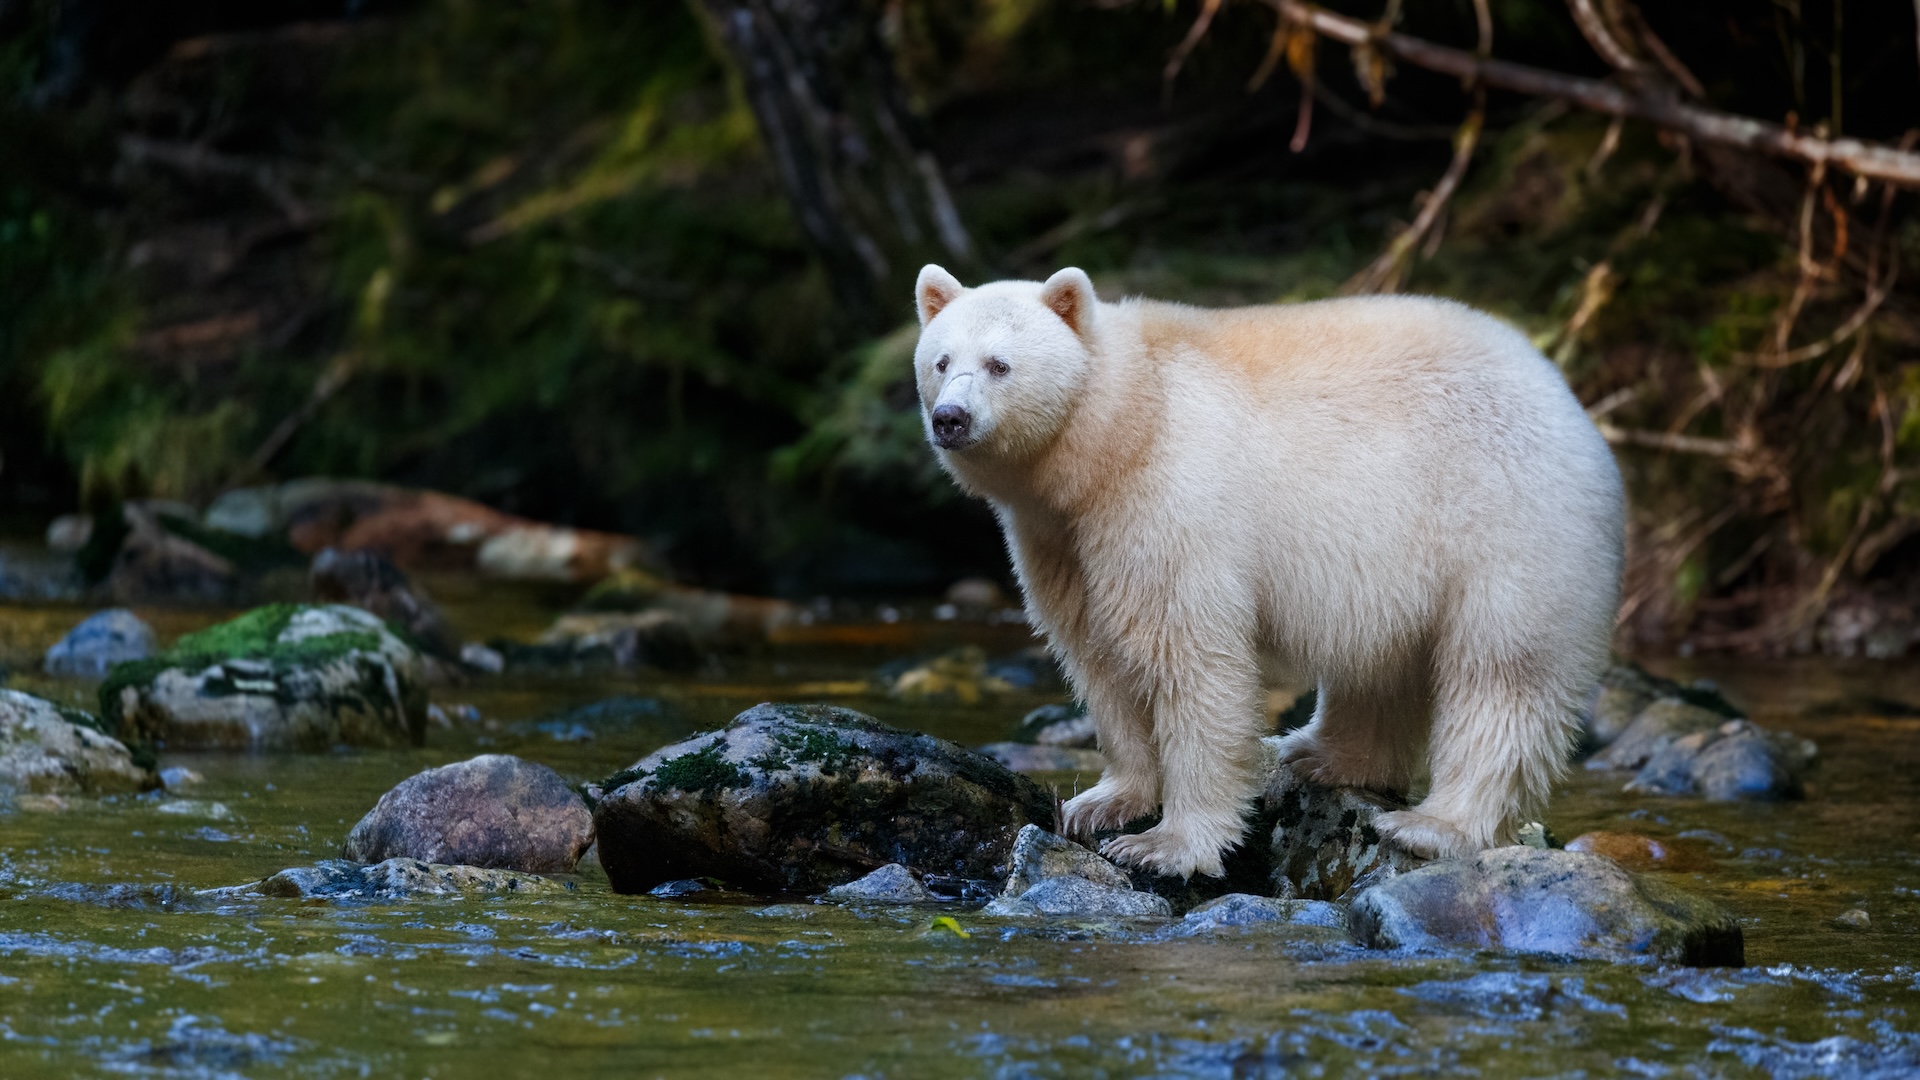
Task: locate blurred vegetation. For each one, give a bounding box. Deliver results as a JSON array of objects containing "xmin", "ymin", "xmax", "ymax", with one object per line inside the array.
[{"xmin": 2, "ymin": 0, "xmax": 1918, "ymax": 651}]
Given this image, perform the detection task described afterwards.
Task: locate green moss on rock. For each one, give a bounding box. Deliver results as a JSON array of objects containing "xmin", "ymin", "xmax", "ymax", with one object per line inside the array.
[{"xmin": 649, "ymin": 740, "xmax": 751, "ymax": 793}]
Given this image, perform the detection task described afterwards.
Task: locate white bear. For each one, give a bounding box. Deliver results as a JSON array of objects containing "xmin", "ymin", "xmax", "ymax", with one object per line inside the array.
[{"xmin": 912, "ymin": 264, "xmax": 1625, "ymax": 878}]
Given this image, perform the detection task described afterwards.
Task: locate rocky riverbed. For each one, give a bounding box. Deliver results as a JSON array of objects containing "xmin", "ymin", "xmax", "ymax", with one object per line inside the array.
[{"xmin": 0, "ymin": 585, "xmax": 1917, "ymax": 1077}]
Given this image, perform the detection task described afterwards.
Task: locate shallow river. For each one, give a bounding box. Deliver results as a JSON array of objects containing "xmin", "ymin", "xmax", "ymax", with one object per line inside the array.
[{"xmin": 1, "ymin": 591, "xmax": 1918, "ymax": 1078}]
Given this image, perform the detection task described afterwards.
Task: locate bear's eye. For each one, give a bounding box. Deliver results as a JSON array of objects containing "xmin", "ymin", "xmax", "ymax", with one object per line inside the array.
[
  {"xmin": 935, "ymin": 355, "xmax": 949, "ymax": 373},
  {"xmin": 987, "ymin": 358, "xmax": 1011, "ymax": 377}
]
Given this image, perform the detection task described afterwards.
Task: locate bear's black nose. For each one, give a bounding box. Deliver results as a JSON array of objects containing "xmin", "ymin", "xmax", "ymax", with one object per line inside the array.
[{"xmin": 930, "ymin": 403, "xmax": 973, "ymax": 448}]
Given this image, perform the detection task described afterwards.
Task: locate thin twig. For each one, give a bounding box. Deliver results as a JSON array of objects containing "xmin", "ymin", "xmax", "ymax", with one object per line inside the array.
[{"xmin": 1273, "ymin": 1, "xmax": 1920, "ymax": 188}]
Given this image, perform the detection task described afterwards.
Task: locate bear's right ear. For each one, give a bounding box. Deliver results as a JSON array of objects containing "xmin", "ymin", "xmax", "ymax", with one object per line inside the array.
[{"xmin": 916, "ymin": 265, "xmax": 965, "ymax": 327}]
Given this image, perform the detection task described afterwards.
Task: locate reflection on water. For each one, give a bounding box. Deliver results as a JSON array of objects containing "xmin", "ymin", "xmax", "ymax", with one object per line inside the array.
[{"xmin": 1, "ymin": 596, "xmax": 1918, "ymax": 1077}]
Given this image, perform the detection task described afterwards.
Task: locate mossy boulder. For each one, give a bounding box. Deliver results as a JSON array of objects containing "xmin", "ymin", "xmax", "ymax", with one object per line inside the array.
[
  {"xmin": 590, "ymin": 703, "xmax": 1059, "ymax": 895},
  {"xmin": 0, "ymin": 689, "xmax": 159, "ymax": 795},
  {"xmin": 99, "ymin": 604, "xmax": 427, "ymax": 751},
  {"xmin": 1349, "ymin": 846, "xmax": 1744, "ymax": 966}
]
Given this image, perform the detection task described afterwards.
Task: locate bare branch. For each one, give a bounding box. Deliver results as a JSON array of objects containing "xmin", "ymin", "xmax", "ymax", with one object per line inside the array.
[
  {"xmin": 1343, "ymin": 99, "xmax": 1483, "ymax": 294},
  {"xmin": 1274, "ymin": 1, "xmax": 1920, "ymax": 188},
  {"xmin": 1567, "ymin": 0, "xmax": 1642, "ymax": 74}
]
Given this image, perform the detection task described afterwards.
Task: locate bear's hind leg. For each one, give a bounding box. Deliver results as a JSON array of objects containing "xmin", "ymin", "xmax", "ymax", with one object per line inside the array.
[
  {"xmin": 1374, "ymin": 647, "xmax": 1580, "ymax": 859},
  {"xmin": 1274, "ymin": 670, "xmax": 1429, "ymax": 795}
]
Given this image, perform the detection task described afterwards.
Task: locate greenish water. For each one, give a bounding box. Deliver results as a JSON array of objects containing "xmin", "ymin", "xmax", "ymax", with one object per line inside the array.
[{"xmin": 2, "ymin": 598, "xmax": 1918, "ymax": 1078}]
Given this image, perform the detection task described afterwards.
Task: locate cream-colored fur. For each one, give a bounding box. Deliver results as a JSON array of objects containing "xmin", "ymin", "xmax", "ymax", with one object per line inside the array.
[{"xmin": 912, "ymin": 265, "xmax": 1625, "ymax": 878}]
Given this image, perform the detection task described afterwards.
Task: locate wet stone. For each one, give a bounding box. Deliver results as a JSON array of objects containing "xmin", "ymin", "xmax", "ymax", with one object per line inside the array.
[
  {"xmin": 1262, "ymin": 749, "xmax": 1424, "ymax": 901},
  {"xmin": 1832, "ymin": 908, "xmax": 1871, "ymax": 931},
  {"xmin": 1012, "ymin": 702, "xmax": 1096, "ymax": 748},
  {"xmin": 343, "ymin": 754, "xmax": 594, "ymax": 873},
  {"xmin": 98, "ymin": 604, "xmax": 428, "ymax": 751},
  {"xmin": 0, "ymin": 689, "xmax": 158, "ymax": 795},
  {"xmin": 532, "ymin": 610, "xmax": 701, "ymax": 671},
  {"xmin": 983, "ymin": 874, "xmax": 1173, "ymax": 918},
  {"xmin": 1349, "ymin": 846, "xmax": 1744, "ymax": 967},
  {"xmin": 1581, "ymin": 662, "xmax": 1743, "ymax": 752},
  {"xmin": 1002, "ymin": 825, "xmax": 1132, "ymax": 895},
  {"xmin": 1175, "ymin": 893, "xmax": 1350, "ymax": 934},
  {"xmin": 976, "ymin": 742, "xmax": 1107, "ymax": 773},
  {"xmin": 1623, "ymin": 719, "xmax": 1818, "ymax": 801},
  {"xmin": 823, "ymin": 863, "xmax": 933, "ymax": 904},
  {"xmin": 224, "ymin": 858, "xmax": 569, "ymax": 902},
  {"xmin": 886, "ymin": 646, "xmax": 1013, "ymax": 705},
  {"xmin": 43, "ymin": 609, "xmax": 156, "ymax": 677},
  {"xmin": 310, "ymin": 547, "xmax": 459, "ymax": 658},
  {"xmin": 1587, "ymin": 699, "xmax": 1730, "ymax": 772},
  {"xmin": 591, "ymin": 703, "xmax": 1059, "ymax": 895}
]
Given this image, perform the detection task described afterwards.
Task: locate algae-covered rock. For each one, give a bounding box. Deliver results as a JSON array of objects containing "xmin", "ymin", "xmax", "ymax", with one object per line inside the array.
[
  {"xmin": 591, "ymin": 703, "xmax": 1059, "ymax": 895},
  {"xmin": 99, "ymin": 604, "xmax": 427, "ymax": 751},
  {"xmin": 1000, "ymin": 824, "xmax": 1132, "ymax": 896},
  {"xmin": 43, "ymin": 610, "xmax": 156, "ymax": 677},
  {"xmin": 343, "ymin": 754, "xmax": 594, "ymax": 873},
  {"xmin": 220, "ymin": 858, "xmax": 569, "ymax": 902},
  {"xmin": 1349, "ymin": 846, "xmax": 1744, "ymax": 966},
  {"xmin": 0, "ymin": 689, "xmax": 158, "ymax": 795}
]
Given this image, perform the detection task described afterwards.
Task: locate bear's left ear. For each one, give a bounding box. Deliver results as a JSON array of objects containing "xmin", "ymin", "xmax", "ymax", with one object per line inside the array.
[
  {"xmin": 1040, "ymin": 267, "xmax": 1096, "ymax": 339},
  {"xmin": 916, "ymin": 264, "xmax": 965, "ymax": 327}
]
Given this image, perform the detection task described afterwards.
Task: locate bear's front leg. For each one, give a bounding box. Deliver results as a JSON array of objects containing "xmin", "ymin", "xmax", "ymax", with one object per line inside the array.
[
  {"xmin": 1098, "ymin": 640, "xmax": 1265, "ymax": 880},
  {"xmin": 1057, "ymin": 650, "xmax": 1160, "ymax": 834}
]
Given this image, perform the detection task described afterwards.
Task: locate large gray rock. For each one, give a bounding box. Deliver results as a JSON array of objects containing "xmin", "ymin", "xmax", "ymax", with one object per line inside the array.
[
  {"xmin": 0, "ymin": 689, "xmax": 158, "ymax": 795},
  {"xmin": 1581, "ymin": 662, "xmax": 1742, "ymax": 752},
  {"xmin": 343, "ymin": 754, "xmax": 594, "ymax": 873},
  {"xmin": 591, "ymin": 703, "xmax": 1059, "ymax": 894},
  {"xmin": 43, "ymin": 610, "xmax": 156, "ymax": 677},
  {"xmin": 1625, "ymin": 719, "xmax": 1817, "ymax": 801},
  {"xmin": 216, "ymin": 858, "xmax": 568, "ymax": 902},
  {"xmin": 1350, "ymin": 846, "xmax": 1744, "ymax": 966},
  {"xmin": 98, "ymin": 604, "xmax": 427, "ymax": 751}
]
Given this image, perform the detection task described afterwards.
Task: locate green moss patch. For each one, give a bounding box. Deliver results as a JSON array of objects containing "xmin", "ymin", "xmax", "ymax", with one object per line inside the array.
[{"xmin": 649, "ymin": 740, "xmax": 750, "ymax": 794}]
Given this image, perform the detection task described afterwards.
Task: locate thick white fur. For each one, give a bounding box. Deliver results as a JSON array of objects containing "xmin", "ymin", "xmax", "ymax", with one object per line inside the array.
[{"xmin": 912, "ymin": 265, "xmax": 1625, "ymax": 878}]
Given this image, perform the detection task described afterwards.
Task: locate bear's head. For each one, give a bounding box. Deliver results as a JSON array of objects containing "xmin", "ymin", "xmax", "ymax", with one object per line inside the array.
[{"xmin": 912, "ymin": 264, "xmax": 1098, "ymax": 461}]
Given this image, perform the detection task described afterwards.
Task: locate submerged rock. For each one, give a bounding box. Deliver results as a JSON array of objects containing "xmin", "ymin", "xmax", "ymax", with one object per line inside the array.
[
  {"xmin": 532, "ymin": 611, "xmax": 701, "ymax": 671},
  {"xmin": 1175, "ymin": 893, "xmax": 1349, "ymax": 934},
  {"xmin": 222, "ymin": 858, "xmax": 568, "ymax": 902},
  {"xmin": 1626, "ymin": 720, "xmax": 1817, "ymax": 801},
  {"xmin": 592, "ymin": 703, "xmax": 1058, "ymax": 895},
  {"xmin": 1564, "ymin": 831, "xmax": 1708, "ymax": 872},
  {"xmin": 43, "ymin": 610, "xmax": 156, "ymax": 677},
  {"xmin": 310, "ymin": 547, "xmax": 459, "ymax": 658},
  {"xmin": 822, "ymin": 863, "xmax": 933, "ymax": 904},
  {"xmin": 576, "ymin": 569, "xmax": 801, "ymax": 646},
  {"xmin": 1349, "ymin": 846, "xmax": 1744, "ymax": 966},
  {"xmin": 976, "ymin": 742, "xmax": 1107, "ymax": 773},
  {"xmin": 1012, "ymin": 702, "xmax": 1096, "ymax": 747},
  {"xmin": 983, "ymin": 873, "xmax": 1172, "ymax": 918},
  {"xmin": 0, "ymin": 689, "xmax": 158, "ymax": 795},
  {"xmin": 343, "ymin": 754, "xmax": 594, "ymax": 873},
  {"xmin": 887, "ymin": 646, "xmax": 1014, "ymax": 705},
  {"xmin": 98, "ymin": 604, "xmax": 428, "ymax": 751}
]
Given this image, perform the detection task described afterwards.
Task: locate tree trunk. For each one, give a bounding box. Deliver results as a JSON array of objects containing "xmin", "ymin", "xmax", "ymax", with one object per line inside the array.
[{"xmin": 696, "ymin": 0, "xmax": 973, "ymax": 328}]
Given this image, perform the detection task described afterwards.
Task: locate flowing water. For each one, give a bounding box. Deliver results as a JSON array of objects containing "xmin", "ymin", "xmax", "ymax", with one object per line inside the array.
[{"xmin": 1, "ymin": 587, "xmax": 1918, "ymax": 1078}]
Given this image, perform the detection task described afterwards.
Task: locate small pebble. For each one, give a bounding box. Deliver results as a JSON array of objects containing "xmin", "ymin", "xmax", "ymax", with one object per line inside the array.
[{"xmin": 1832, "ymin": 908, "xmax": 1870, "ymax": 931}]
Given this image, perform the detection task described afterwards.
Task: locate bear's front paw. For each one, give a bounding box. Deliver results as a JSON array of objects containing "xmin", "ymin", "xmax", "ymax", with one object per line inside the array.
[
  {"xmin": 1373, "ymin": 809, "xmax": 1478, "ymax": 860},
  {"xmin": 1060, "ymin": 779, "xmax": 1157, "ymax": 837},
  {"xmin": 1100, "ymin": 825, "xmax": 1228, "ymax": 880}
]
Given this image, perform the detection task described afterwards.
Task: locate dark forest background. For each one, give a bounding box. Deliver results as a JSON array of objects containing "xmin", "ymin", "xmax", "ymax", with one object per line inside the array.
[{"xmin": 3, "ymin": 0, "xmax": 1918, "ymax": 655}]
